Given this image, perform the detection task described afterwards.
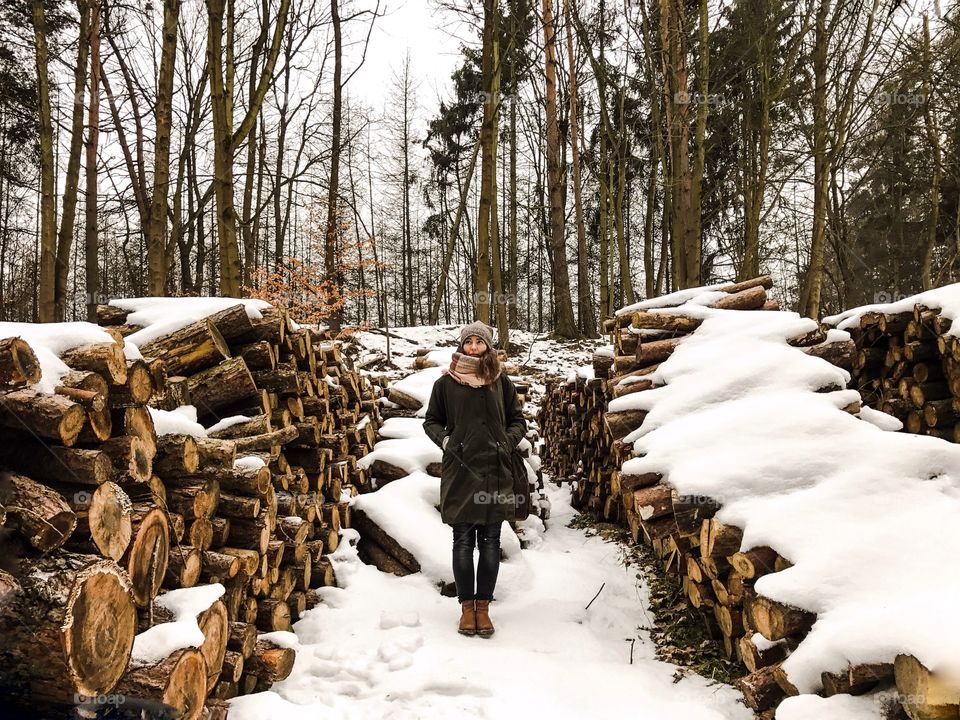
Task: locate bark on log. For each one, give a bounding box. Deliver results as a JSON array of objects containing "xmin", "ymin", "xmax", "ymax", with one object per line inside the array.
[
  {"xmin": 351, "ymin": 509, "xmax": 420, "ymax": 572},
  {"xmin": 718, "ymin": 275, "xmax": 774, "ymax": 294},
  {"xmin": 154, "ymin": 433, "xmax": 200, "ymax": 476},
  {"xmin": 385, "ymin": 387, "xmax": 421, "ymax": 410},
  {"xmin": 0, "ymin": 388, "xmax": 86, "ymax": 446},
  {"xmin": 60, "ymin": 342, "xmax": 127, "ymax": 384},
  {"xmin": 184, "ymin": 465, "xmax": 270, "ymax": 496},
  {"xmin": 0, "ymin": 551, "xmax": 136, "ymax": 704},
  {"xmin": 895, "ymin": 654, "xmax": 960, "ymax": 720},
  {"xmin": 604, "ymin": 408, "xmax": 648, "ymax": 439},
  {"xmin": 95, "ymin": 304, "xmax": 129, "ymax": 325},
  {"xmin": 123, "ymin": 507, "xmax": 170, "ymax": 607},
  {"xmin": 802, "ymin": 339, "xmax": 856, "ymax": 370},
  {"xmin": 237, "ymin": 341, "xmax": 275, "ymax": 371},
  {"xmin": 0, "ymin": 471, "xmax": 77, "ymax": 551},
  {"xmin": 729, "ymin": 546, "xmax": 779, "ymax": 579},
  {"xmin": 187, "ymin": 357, "xmax": 260, "ymax": 420},
  {"xmin": 358, "ymin": 536, "xmax": 414, "ymax": 576},
  {"xmin": 0, "ymin": 337, "xmax": 41, "ymax": 386},
  {"xmin": 207, "ymin": 414, "xmax": 272, "ymax": 440},
  {"xmin": 709, "ymin": 285, "xmax": 768, "ymax": 311},
  {"xmin": 193, "ymin": 438, "xmax": 237, "ymax": 468},
  {"xmin": 734, "ymin": 664, "xmax": 787, "ymax": 712},
  {"xmin": 114, "ymin": 647, "xmax": 207, "ymax": 720},
  {"xmin": 207, "ymin": 304, "xmax": 255, "ymax": 342},
  {"xmin": 746, "ymin": 594, "xmax": 816, "ymax": 642},
  {"xmin": 232, "ymin": 425, "xmax": 299, "ymax": 453},
  {"xmin": 227, "ymin": 622, "xmax": 258, "ymax": 659},
  {"xmin": 0, "ymin": 439, "xmax": 113, "ymax": 486},
  {"xmin": 137, "ymin": 318, "xmax": 231, "ymax": 376}
]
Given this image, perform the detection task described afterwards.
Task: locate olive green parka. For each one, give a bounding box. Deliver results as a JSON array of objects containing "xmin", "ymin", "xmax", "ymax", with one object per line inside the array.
[{"xmin": 423, "ymin": 371, "xmax": 527, "ymax": 525}]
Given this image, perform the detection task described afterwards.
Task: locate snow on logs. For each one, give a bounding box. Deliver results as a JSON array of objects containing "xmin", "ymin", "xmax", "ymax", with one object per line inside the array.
[
  {"xmin": 0, "ymin": 301, "xmax": 384, "ymax": 715},
  {"xmin": 538, "ymin": 277, "xmax": 952, "ymax": 718},
  {"xmin": 824, "ymin": 299, "xmax": 960, "ymax": 441}
]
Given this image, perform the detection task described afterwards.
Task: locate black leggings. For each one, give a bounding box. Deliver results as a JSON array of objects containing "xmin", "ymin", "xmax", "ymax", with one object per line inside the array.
[{"xmin": 451, "ymin": 521, "xmax": 502, "ymax": 602}]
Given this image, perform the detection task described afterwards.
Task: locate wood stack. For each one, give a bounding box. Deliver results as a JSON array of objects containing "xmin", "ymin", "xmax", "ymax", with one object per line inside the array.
[
  {"xmin": 832, "ymin": 302, "xmax": 960, "ymax": 440},
  {"xmin": 537, "ymin": 277, "xmax": 921, "ymax": 718},
  {"xmin": 539, "ymin": 275, "xmax": 851, "ymax": 523},
  {"xmin": 0, "ymin": 301, "xmax": 384, "ymax": 716}
]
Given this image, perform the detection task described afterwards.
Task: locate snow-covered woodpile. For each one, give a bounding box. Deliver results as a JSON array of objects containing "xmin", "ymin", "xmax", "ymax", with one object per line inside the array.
[
  {"xmin": 539, "ymin": 280, "xmax": 960, "ymax": 720},
  {"xmin": 825, "ymin": 299, "xmax": 960, "ymax": 440},
  {"xmin": 0, "ymin": 299, "xmax": 383, "ymax": 718},
  {"xmin": 539, "ymin": 275, "xmax": 852, "ymax": 522}
]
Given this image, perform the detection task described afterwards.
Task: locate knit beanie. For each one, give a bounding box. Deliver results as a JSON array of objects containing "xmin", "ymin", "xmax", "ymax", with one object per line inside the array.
[{"xmin": 459, "ymin": 320, "xmax": 494, "ymax": 350}]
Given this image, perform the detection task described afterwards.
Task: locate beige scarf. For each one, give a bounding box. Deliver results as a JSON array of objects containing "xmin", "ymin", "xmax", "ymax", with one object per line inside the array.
[{"xmin": 442, "ymin": 351, "xmax": 502, "ymax": 387}]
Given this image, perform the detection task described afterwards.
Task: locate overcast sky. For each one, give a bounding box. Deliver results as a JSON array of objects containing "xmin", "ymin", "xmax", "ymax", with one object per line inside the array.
[{"xmin": 344, "ymin": 0, "xmax": 474, "ymax": 119}]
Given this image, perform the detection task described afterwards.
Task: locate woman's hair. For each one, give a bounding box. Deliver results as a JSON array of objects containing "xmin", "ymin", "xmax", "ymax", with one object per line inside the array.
[{"xmin": 460, "ymin": 338, "xmax": 501, "ymax": 383}]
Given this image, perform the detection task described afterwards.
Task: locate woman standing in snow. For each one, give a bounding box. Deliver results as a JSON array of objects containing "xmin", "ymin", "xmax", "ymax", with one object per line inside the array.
[{"xmin": 423, "ymin": 321, "xmax": 527, "ymax": 638}]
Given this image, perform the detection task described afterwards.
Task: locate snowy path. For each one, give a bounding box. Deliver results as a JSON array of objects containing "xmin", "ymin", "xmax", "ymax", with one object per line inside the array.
[{"xmin": 228, "ymin": 478, "xmax": 751, "ymax": 720}]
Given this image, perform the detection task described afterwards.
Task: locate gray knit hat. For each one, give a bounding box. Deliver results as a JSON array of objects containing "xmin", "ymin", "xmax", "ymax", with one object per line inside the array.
[{"xmin": 459, "ymin": 320, "xmax": 494, "ymax": 349}]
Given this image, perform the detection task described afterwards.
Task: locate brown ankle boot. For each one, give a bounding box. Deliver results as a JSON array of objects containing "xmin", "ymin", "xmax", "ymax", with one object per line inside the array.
[
  {"xmin": 458, "ymin": 600, "xmax": 477, "ymax": 635},
  {"xmin": 474, "ymin": 599, "xmax": 494, "ymax": 637}
]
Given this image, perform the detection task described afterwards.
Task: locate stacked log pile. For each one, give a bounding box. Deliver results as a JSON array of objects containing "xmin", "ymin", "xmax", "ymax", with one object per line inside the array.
[
  {"xmin": 537, "ymin": 278, "xmax": 954, "ymax": 718},
  {"xmin": 538, "ymin": 275, "xmax": 853, "ymax": 523},
  {"xmin": 831, "ymin": 303, "xmax": 960, "ymax": 441},
  {"xmin": 0, "ymin": 301, "xmax": 383, "ymax": 717}
]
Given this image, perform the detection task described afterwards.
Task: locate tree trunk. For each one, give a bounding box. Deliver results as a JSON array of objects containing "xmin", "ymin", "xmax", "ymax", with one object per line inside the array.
[
  {"xmin": 32, "ymin": 0, "xmax": 56, "ymax": 322},
  {"xmin": 564, "ymin": 0, "xmax": 597, "ymax": 337},
  {"xmin": 54, "ymin": 0, "xmax": 91, "ymax": 321},
  {"xmin": 921, "ymin": 12, "xmax": 940, "ymax": 290},
  {"xmin": 207, "ymin": 0, "xmax": 291, "ymax": 297},
  {"xmin": 430, "ymin": 139, "xmax": 480, "ymax": 325},
  {"xmin": 543, "ymin": 0, "xmax": 577, "ymax": 337},
  {"xmin": 84, "ymin": 0, "xmax": 102, "ymax": 322},
  {"xmin": 477, "ymin": 0, "xmax": 499, "ymax": 325},
  {"xmin": 799, "ymin": 0, "xmax": 830, "ymax": 318},
  {"xmin": 145, "ymin": 0, "xmax": 181, "ymax": 296},
  {"xmin": 325, "ymin": 0, "xmax": 343, "ymax": 332}
]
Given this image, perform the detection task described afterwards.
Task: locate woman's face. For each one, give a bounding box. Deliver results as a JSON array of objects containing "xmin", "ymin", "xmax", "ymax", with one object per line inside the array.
[{"xmin": 463, "ymin": 335, "xmax": 487, "ymax": 356}]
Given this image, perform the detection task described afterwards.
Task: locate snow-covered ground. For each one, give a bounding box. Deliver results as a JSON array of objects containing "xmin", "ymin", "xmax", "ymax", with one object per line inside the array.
[
  {"xmin": 224, "ymin": 322, "xmax": 753, "ymax": 719},
  {"xmin": 228, "ymin": 477, "xmax": 751, "ymax": 720}
]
